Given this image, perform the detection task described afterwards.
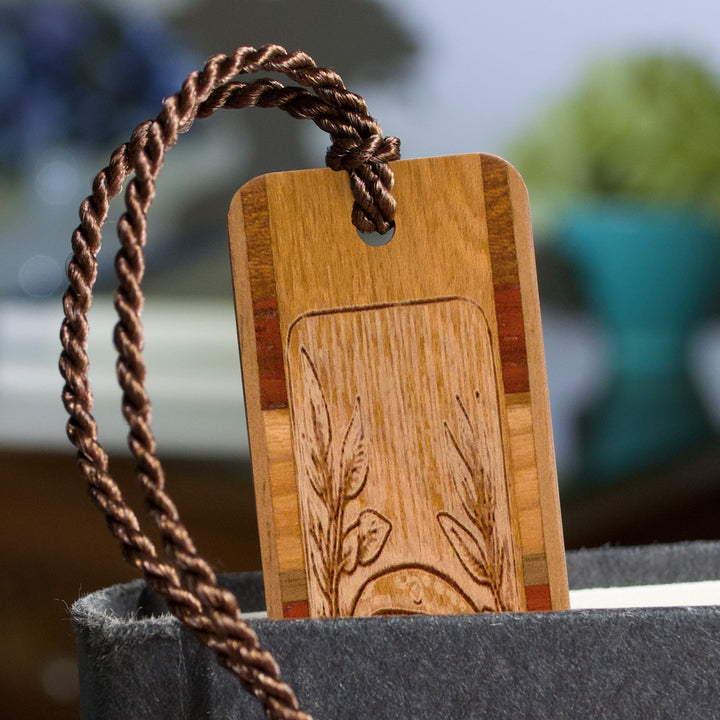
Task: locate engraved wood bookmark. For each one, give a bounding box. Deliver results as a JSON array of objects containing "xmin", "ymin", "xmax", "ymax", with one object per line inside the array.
[{"xmin": 228, "ymin": 153, "xmax": 569, "ymax": 619}]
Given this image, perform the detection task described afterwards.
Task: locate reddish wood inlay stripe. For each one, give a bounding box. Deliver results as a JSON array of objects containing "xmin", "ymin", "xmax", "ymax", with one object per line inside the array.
[
  {"xmin": 482, "ymin": 156, "xmax": 530, "ymax": 395},
  {"xmin": 524, "ymin": 584, "xmax": 552, "ymax": 611},
  {"xmin": 241, "ymin": 178, "xmax": 288, "ymax": 410},
  {"xmin": 253, "ymin": 297, "xmax": 288, "ymax": 409},
  {"xmin": 494, "ymin": 284, "xmax": 529, "ymax": 394},
  {"xmin": 283, "ymin": 600, "xmax": 309, "ymax": 619}
]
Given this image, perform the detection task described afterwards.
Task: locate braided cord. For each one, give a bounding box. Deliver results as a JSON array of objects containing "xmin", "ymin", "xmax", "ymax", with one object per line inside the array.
[{"xmin": 59, "ymin": 45, "xmax": 400, "ymax": 720}]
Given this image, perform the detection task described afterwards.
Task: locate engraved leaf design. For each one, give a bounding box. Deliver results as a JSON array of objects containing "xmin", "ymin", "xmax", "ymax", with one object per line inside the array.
[
  {"xmin": 339, "ymin": 397, "xmax": 369, "ymax": 500},
  {"xmin": 437, "ymin": 512, "xmax": 492, "ymax": 589},
  {"xmin": 340, "ymin": 524, "xmax": 360, "ymax": 574},
  {"xmin": 303, "ymin": 456, "xmax": 325, "ymax": 499},
  {"xmin": 356, "ymin": 509, "xmax": 392, "ymax": 565},
  {"xmin": 301, "ymin": 346, "xmax": 331, "ymax": 457},
  {"xmin": 456, "ymin": 395, "xmax": 478, "ymax": 471},
  {"xmin": 443, "ymin": 422, "xmax": 476, "ymax": 521},
  {"xmin": 300, "ymin": 347, "xmax": 331, "ymax": 497},
  {"xmin": 342, "ymin": 509, "xmax": 391, "ymax": 575}
]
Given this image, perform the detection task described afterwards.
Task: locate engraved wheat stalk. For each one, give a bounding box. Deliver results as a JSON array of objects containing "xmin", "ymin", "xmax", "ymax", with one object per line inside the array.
[
  {"xmin": 438, "ymin": 394, "xmax": 518, "ymax": 612},
  {"xmin": 298, "ymin": 347, "xmax": 391, "ymax": 616}
]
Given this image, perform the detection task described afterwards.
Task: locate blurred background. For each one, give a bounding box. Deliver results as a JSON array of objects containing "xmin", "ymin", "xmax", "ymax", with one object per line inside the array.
[{"xmin": 2, "ymin": 0, "xmax": 720, "ymax": 717}]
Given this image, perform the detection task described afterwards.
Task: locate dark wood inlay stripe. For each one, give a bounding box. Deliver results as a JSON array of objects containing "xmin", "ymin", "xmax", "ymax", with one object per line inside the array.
[
  {"xmin": 482, "ymin": 156, "xmax": 530, "ymax": 395},
  {"xmin": 241, "ymin": 177, "xmax": 288, "ymax": 410},
  {"xmin": 522, "ymin": 553, "xmax": 551, "ymax": 586}
]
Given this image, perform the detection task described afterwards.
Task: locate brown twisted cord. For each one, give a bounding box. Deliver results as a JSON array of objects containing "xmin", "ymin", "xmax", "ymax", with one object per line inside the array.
[{"xmin": 59, "ymin": 44, "xmax": 400, "ymax": 720}]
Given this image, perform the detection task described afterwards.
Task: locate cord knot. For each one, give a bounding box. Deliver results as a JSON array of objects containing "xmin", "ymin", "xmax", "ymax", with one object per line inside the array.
[
  {"xmin": 325, "ymin": 133, "xmax": 400, "ymax": 172},
  {"xmin": 326, "ymin": 134, "xmax": 400, "ymax": 234}
]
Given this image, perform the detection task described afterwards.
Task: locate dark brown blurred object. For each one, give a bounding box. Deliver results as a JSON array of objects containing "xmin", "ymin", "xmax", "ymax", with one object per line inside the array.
[
  {"xmin": 562, "ymin": 444, "xmax": 720, "ymax": 548},
  {"xmin": 0, "ymin": 450, "xmax": 258, "ymax": 720}
]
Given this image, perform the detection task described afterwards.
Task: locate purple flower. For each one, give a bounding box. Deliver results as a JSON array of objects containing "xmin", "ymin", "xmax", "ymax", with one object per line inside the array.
[{"xmin": 0, "ymin": 1, "xmax": 196, "ymax": 170}]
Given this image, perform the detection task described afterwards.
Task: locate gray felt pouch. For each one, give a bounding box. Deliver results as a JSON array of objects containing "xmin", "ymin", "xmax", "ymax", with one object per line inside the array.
[{"xmin": 73, "ymin": 540, "xmax": 720, "ymax": 720}]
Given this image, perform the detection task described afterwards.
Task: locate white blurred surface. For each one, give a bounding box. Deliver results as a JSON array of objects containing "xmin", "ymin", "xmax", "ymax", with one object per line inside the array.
[
  {"xmin": 570, "ymin": 580, "xmax": 720, "ymax": 609},
  {"xmin": 0, "ymin": 298, "xmax": 248, "ymax": 456}
]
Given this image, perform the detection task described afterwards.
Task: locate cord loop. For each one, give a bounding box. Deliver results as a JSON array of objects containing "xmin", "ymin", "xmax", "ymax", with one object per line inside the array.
[{"xmin": 59, "ymin": 44, "xmax": 401, "ymax": 720}]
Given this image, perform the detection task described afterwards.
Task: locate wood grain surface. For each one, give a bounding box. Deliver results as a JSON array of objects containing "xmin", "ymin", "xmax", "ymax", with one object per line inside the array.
[{"xmin": 227, "ymin": 153, "xmax": 569, "ymax": 618}]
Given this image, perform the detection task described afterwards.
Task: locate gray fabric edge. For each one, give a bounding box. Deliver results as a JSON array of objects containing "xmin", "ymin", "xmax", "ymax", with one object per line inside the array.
[
  {"xmin": 72, "ymin": 579, "xmax": 181, "ymax": 641},
  {"xmin": 566, "ymin": 539, "xmax": 720, "ymax": 588}
]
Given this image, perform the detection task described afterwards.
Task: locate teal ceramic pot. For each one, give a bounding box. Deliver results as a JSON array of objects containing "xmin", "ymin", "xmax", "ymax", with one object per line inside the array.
[{"xmin": 559, "ymin": 202, "xmax": 720, "ymax": 484}]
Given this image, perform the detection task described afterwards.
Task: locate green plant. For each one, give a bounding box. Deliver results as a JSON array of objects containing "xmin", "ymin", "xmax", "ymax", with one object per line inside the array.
[{"xmin": 507, "ymin": 52, "xmax": 720, "ymax": 232}]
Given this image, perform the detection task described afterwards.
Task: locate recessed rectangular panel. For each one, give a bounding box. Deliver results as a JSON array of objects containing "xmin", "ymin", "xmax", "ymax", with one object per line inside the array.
[{"xmin": 287, "ymin": 299, "xmax": 523, "ymax": 617}]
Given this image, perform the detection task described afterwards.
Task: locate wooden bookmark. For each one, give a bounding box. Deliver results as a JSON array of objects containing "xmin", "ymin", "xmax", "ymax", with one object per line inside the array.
[{"xmin": 228, "ymin": 153, "xmax": 569, "ymax": 619}]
